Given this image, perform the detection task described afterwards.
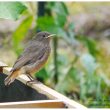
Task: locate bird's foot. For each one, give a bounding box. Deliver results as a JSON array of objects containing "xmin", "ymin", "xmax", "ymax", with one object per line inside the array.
[{"xmin": 26, "ymin": 79, "xmax": 41, "ymax": 86}]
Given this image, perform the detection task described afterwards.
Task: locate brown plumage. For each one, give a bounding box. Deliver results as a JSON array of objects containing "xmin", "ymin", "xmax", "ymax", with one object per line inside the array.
[{"xmin": 4, "ymin": 31, "xmax": 54, "ymax": 86}]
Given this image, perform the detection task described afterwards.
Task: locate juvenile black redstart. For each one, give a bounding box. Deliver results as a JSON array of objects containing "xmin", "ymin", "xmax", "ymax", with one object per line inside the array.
[{"xmin": 4, "ymin": 31, "xmax": 55, "ymax": 86}]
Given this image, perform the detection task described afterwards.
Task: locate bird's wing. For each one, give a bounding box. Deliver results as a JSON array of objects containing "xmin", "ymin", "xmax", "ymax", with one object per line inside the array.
[{"xmin": 11, "ymin": 41, "xmax": 46, "ymax": 72}]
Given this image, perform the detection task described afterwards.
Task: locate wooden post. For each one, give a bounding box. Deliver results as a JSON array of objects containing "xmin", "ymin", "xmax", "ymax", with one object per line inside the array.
[
  {"xmin": 0, "ymin": 61, "xmax": 8, "ymax": 73},
  {"xmin": 2, "ymin": 61, "xmax": 87, "ymax": 109},
  {"xmin": 3, "ymin": 67, "xmax": 87, "ymax": 109},
  {"xmin": 0, "ymin": 67, "xmax": 3, "ymax": 73}
]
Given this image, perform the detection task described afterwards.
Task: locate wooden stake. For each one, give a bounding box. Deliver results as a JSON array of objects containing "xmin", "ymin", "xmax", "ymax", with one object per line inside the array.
[
  {"xmin": 0, "ymin": 61, "xmax": 8, "ymax": 73},
  {"xmin": 0, "ymin": 67, "xmax": 3, "ymax": 73}
]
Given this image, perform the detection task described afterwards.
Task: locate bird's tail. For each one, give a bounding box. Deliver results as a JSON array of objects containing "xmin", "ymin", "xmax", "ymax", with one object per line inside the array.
[{"xmin": 4, "ymin": 70, "xmax": 19, "ymax": 86}]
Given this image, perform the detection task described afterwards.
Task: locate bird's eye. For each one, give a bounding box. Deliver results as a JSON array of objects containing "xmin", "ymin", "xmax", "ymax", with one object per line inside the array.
[{"xmin": 43, "ymin": 35, "xmax": 45, "ymax": 37}]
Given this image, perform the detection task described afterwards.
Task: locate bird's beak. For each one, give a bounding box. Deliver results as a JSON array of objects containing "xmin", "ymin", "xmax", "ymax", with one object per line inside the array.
[{"xmin": 46, "ymin": 34, "xmax": 56, "ymax": 38}]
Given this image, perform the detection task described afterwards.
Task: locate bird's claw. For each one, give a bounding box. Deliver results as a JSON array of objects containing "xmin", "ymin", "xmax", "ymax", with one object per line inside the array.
[{"xmin": 26, "ymin": 79, "xmax": 40, "ymax": 86}]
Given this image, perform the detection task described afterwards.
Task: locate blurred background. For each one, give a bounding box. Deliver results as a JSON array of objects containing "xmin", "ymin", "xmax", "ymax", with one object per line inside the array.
[{"xmin": 0, "ymin": 2, "xmax": 110, "ymax": 108}]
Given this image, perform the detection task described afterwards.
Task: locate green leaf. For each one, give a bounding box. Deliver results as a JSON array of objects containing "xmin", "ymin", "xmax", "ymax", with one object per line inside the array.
[
  {"xmin": 85, "ymin": 38, "xmax": 100, "ymax": 57},
  {"xmin": 12, "ymin": 15, "xmax": 33, "ymax": 55},
  {"xmin": 47, "ymin": 2, "xmax": 69, "ymax": 15},
  {"xmin": 37, "ymin": 16, "xmax": 61, "ymax": 35},
  {"xmin": 67, "ymin": 67, "xmax": 80, "ymax": 83},
  {"xmin": 37, "ymin": 16, "xmax": 68, "ymax": 38},
  {"xmin": 56, "ymin": 3, "xmax": 68, "ymax": 27},
  {"xmin": 37, "ymin": 16, "xmax": 55, "ymax": 32},
  {"xmin": 46, "ymin": 2, "xmax": 68, "ymax": 27},
  {"xmin": 54, "ymin": 3, "xmax": 68, "ymax": 27},
  {"xmin": 80, "ymin": 53, "xmax": 99, "ymax": 74},
  {"xmin": 46, "ymin": 2, "xmax": 55, "ymax": 10},
  {"xmin": 51, "ymin": 3, "xmax": 68, "ymax": 16},
  {"xmin": 61, "ymin": 2, "xmax": 69, "ymax": 15},
  {"xmin": 54, "ymin": 14, "xmax": 67, "ymax": 27},
  {"xmin": 0, "ymin": 2, "xmax": 27, "ymax": 20},
  {"xmin": 78, "ymin": 36, "xmax": 100, "ymax": 57}
]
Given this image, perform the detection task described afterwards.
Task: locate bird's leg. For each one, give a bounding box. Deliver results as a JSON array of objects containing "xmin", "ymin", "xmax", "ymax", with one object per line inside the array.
[
  {"xmin": 26, "ymin": 72, "xmax": 40, "ymax": 85},
  {"xmin": 26, "ymin": 73, "xmax": 34, "ymax": 81}
]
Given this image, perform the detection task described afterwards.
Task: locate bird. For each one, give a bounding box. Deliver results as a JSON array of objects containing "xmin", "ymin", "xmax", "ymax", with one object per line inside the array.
[{"xmin": 4, "ymin": 31, "xmax": 55, "ymax": 86}]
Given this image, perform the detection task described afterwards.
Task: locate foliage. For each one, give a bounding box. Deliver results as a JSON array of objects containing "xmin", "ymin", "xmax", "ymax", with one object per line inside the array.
[
  {"xmin": 0, "ymin": 2, "xmax": 35, "ymax": 56},
  {"xmin": 78, "ymin": 36, "xmax": 100, "ymax": 57},
  {"xmin": 36, "ymin": 2, "xmax": 110, "ymax": 108},
  {"xmin": 11, "ymin": 3, "xmax": 36, "ymax": 56},
  {"xmin": 37, "ymin": 2, "xmax": 76, "ymax": 85},
  {"xmin": 1, "ymin": 2, "xmax": 110, "ymax": 108},
  {"xmin": 0, "ymin": 2, "xmax": 27, "ymax": 20},
  {"xmin": 12, "ymin": 15, "xmax": 33, "ymax": 55}
]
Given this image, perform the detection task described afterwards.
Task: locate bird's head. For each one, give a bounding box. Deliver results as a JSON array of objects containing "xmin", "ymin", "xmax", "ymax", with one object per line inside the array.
[{"xmin": 35, "ymin": 31, "xmax": 55, "ymax": 44}]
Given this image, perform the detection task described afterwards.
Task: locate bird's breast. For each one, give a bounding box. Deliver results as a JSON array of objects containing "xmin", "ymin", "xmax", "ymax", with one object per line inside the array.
[{"xmin": 29, "ymin": 47, "xmax": 51, "ymax": 74}]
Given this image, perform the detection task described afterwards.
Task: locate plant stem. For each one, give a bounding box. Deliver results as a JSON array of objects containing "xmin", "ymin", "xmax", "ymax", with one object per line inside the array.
[{"xmin": 53, "ymin": 37, "xmax": 58, "ymax": 85}]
